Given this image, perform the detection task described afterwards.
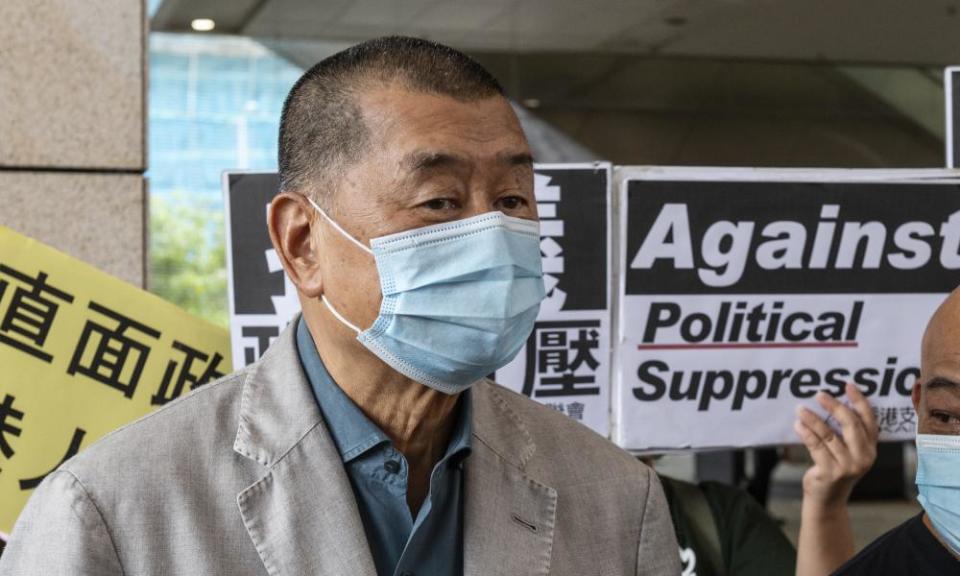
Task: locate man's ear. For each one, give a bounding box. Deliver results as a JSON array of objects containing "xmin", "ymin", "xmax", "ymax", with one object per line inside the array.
[
  {"xmin": 267, "ymin": 192, "xmax": 323, "ymax": 298},
  {"xmin": 912, "ymin": 377, "xmax": 923, "ymax": 413}
]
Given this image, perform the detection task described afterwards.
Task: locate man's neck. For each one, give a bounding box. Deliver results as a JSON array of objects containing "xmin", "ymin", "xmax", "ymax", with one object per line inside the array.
[
  {"xmin": 305, "ymin": 312, "xmax": 462, "ymax": 512},
  {"xmin": 337, "ymin": 365, "xmax": 461, "ymax": 462}
]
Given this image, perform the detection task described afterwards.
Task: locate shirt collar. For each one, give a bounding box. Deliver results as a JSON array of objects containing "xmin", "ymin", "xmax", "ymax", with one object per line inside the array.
[
  {"xmin": 442, "ymin": 388, "xmax": 473, "ymax": 468},
  {"xmin": 295, "ymin": 317, "xmax": 472, "ymax": 464}
]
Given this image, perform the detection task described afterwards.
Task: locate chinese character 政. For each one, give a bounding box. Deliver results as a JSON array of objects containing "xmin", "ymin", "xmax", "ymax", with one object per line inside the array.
[{"xmin": 152, "ymin": 340, "xmax": 225, "ymax": 406}]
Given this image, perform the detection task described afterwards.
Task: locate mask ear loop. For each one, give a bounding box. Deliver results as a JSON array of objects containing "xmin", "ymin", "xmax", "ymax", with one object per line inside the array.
[
  {"xmin": 305, "ymin": 196, "xmax": 372, "ymax": 335},
  {"xmin": 306, "ymin": 197, "xmax": 374, "ymax": 255},
  {"xmin": 321, "ymin": 296, "xmax": 363, "ymax": 335}
]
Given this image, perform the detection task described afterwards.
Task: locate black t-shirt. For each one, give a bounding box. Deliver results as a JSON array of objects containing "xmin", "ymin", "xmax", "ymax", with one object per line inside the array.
[
  {"xmin": 832, "ymin": 513, "xmax": 958, "ymax": 575},
  {"xmin": 662, "ymin": 476, "xmax": 797, "ymax": 576}
]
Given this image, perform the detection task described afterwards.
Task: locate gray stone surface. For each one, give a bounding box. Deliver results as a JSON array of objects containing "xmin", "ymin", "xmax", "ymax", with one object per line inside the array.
[
  {"xmin": 0, "ymin": 172, "xmax": 146, "ymax": 286},
  {"xmin": 0, "ymin": 0, "xmax": 145, "ymax": 170}
]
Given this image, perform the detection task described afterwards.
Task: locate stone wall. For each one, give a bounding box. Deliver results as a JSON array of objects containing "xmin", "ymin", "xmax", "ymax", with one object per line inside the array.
[{"xmin": 0, "ymin": 0, "xmax": 146, "ymax": 286}]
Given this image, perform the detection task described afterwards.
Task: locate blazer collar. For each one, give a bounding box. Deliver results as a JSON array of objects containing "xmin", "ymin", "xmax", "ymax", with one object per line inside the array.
[
  {"xmin": 233, "ymin": 315, "xmax": 323, "ymax": 468},
  {"xmin": 232, "ymin": 318, "xmax": 556, "ymax": 575},
  {"xmin": 233, "ymin": 316, "xmax": 377, "ymax": 576},
  {"xmin": 233, "ymin": 316, "xmax": 538, "ymax": 473},
  {"xmin": 465, "ymin": 382, "xmax": 557, "ymax": 576},
  {"xmin": 470, "ymin": 380, "xmax": 537, "ymax": 471}
]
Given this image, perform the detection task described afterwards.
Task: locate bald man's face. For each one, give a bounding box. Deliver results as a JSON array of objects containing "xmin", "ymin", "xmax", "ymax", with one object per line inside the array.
[{"xmin": 914, "ymin": 290, "xmax": 960, "ymax": 435}]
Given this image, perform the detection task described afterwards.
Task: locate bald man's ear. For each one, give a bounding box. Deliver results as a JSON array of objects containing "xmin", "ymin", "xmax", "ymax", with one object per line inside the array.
[
  {"xmin": 912, "ymin": 378, "xmax": 923, "ymax": 412},
  {"xmin": 267, "ymin": 192, "xmax": 323, "ymax": 298}
]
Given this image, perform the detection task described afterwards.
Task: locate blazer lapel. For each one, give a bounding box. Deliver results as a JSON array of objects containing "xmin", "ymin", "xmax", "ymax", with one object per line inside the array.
[
  {"xmin": 233, "ymin": 318, "xmax": 377, "ymax": 576},
  {"xmin": 464, "ymin": 382, "xmax": 557, "ymax": 576}
]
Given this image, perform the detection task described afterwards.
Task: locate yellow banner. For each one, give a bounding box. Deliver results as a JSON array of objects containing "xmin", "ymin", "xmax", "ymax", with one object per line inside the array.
[{"xmin": 0, "ymin": 226, "xmax": 231, "ymax": 536}]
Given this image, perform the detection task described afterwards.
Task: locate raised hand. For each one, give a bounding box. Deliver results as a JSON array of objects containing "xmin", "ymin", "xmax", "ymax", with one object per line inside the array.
[{"xmin": 795, "ymin": 382, "xmax": 879, "ymax": 507}]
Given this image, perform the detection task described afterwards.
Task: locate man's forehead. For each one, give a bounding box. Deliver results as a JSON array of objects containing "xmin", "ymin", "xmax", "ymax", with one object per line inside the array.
[
  {"xmin": 924, "ymin": 355, "xmax": 960, "ymax": 387},
  {"xmin": 922, "ymin": 292, "xmax": 960, "ymax": 369},
  {"xmin": 401, "ymin": 149, "xmax": 534, "ymax": 172},
  {"xmin": 359, "ymin": 83, "xmax": 523, "ymax": 142},
  {"xmin": 924, "ymin": 290, "xmax": 960, "ymax": 343}
]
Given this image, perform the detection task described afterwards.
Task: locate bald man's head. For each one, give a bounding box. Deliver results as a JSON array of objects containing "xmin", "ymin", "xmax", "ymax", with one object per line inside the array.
[{"xmin": 914, "ymin": 287, "xmax": 960, "ymax": 435}]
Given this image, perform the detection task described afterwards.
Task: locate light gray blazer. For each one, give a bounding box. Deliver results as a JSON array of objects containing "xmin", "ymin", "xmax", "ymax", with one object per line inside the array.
[{"xmin": 1, "ymin": 321, "xmax": 680, "ymax": 575}]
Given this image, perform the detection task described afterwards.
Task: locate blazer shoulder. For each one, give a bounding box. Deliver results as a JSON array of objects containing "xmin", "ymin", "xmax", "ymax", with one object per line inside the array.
[
  {"xmin": 483, "ymin": 381, "xmax": 647, "ymax": 483},
  {"xmin": 60, "ymin": 366, "xmax": 251, "ymax": 481}
]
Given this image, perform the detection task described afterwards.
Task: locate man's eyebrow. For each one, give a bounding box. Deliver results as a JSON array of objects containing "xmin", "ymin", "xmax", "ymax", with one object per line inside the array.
[
  {"xmin": 502, "ymin": 152, "xmax": 534, "ymax": 167},
  {"xmin": 403, "ymin": 151, "xmax": 467, "ymax": 173},
  {"xmin": 927, "ymin": 377, "xmax": 960, "ymax": 390}
]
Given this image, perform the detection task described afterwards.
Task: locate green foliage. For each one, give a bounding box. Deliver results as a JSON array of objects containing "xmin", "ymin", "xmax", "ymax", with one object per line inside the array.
[{"xmin": 148, "ymin": 193, "xmax": 229, "ymax": 329}]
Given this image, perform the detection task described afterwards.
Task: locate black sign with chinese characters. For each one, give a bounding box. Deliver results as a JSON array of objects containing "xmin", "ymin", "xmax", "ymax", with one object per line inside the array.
[
  {"xmin": 494, "ymin": 164, "xmax": 612, "ymax": 436},
  {"xmin": 535, "ymin": 167, "xmax": 609, "ymax": 311}
]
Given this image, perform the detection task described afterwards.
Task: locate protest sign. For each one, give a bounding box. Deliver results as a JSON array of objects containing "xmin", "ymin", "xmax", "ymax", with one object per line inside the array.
[
  {"xmin": 493, "ymin": 164, "xmax": 612, "ymax": 435},
  {"xmin": 223, "ymin": 172, "xmax": 291, "ymax": 367},
  {"xmin": 614, "ymin": 167, "xmax": 960, "ymax": 450},
  {"xmin": 224, "ymin": 165, "xmax": 612, "ymax": 435},
  {"xmin": 0, "ymin": 226, "xmax": 231, "ymax": 537}
]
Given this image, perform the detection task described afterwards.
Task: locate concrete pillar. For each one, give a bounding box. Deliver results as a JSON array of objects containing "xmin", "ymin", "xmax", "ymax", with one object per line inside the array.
[{"xmin": 0, "ymin": 0, "xmax": 147, "ymax": 287}]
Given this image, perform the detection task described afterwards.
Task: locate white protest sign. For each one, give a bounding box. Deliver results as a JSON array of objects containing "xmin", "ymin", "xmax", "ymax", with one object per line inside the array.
[{"xmin": 614, "ymin": 167, "xmax": 960, "ymax": 450}]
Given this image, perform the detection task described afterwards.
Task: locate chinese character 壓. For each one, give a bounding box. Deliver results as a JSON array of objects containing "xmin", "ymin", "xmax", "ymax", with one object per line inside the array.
[{"xmin": 522, "ymin": 320, "xmax": 601, "ymax": 398}]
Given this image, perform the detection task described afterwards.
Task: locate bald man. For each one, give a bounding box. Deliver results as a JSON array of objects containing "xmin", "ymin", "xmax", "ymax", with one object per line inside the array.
[{"xmin": 832, "ymin": 289, "xmax": 960, "ymax": 574}]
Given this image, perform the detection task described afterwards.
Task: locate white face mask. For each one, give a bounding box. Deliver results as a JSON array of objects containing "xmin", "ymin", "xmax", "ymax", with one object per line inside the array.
[
  {"xmin": 916, "ymin": 433, "xmax": 960, "ymax": 555},
  {"xmin": 310, "ymin": 198, "xmax": 546, "ymax": 394}
]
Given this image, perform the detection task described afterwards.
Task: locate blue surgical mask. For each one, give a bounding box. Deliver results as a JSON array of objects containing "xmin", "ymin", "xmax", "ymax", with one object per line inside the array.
[
  {"xmin": 916, "ymin": 433, "xmax": 960, "ymax": 555},
  {"xmin": 309, "ymin": 198, "xmax": 546, "ymax": 395}
]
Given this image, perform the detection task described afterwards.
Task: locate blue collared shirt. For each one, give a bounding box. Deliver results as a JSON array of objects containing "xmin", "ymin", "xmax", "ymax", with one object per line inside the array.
[{"xmin": 296, "ymin": 319, "xmax": 472, "ymax": 576}]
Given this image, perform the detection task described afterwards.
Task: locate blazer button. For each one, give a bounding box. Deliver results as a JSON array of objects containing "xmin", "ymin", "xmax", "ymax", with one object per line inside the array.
[{"xmin": 384, "ymin": 459, "xmax": 401, "ymax": 474}]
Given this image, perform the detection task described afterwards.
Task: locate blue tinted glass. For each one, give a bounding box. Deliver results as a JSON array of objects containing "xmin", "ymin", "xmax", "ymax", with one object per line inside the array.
[
  {"xmin": 148, "ymin": 33, "xmax": 301, "ymax": 198},
  {"xmin": 147, "ymin": 33, "xmax": 302, "ymax": 323}
]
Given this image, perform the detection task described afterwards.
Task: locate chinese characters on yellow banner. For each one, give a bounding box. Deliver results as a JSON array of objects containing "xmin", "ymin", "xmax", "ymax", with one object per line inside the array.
[{"xmin": 0, "ymin": 226, "xmax": 231, "ymax": 537}]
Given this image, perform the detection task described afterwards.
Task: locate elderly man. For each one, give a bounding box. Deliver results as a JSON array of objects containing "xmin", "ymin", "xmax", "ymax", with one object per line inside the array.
[
  {"xmin": 0, "ymin": 37, "xmax": 679, "ymax": 575},
  {"xmin": 831, "ymin": 288, "xmax": 960, "ymax": 574}
]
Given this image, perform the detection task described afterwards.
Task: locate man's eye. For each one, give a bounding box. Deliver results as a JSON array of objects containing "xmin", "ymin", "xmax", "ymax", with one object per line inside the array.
[
  {"xmin": 498, "ymin": 196, "xmax": 526, "ymax": 210},
  {"xmin": 932, "ymin": 411, "xmax": 960, "ymax": 425},
  {"xmin": 422, "ymin": 198, "xmax": 458, "ymax": 211}
]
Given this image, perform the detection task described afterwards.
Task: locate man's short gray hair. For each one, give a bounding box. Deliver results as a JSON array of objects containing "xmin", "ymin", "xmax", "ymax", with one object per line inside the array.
[{"xmin": 278, "ymin": 36, "xmax": 505, "ymax": 205}]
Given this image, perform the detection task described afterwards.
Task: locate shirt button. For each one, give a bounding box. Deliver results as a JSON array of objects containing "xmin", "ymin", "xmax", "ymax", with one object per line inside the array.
[{"xmin": 384, "ymin": 459, "xmax": 401, "ymax": 474}]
